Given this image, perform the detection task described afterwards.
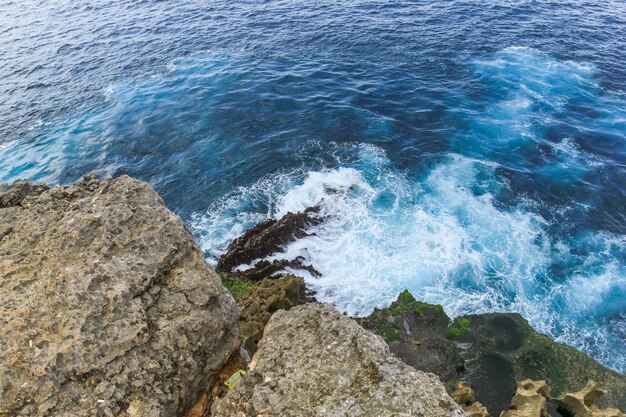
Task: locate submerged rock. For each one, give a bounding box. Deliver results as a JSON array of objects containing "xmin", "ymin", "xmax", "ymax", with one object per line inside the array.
[
  {"xmin": 554, "ymin": 380, "xmax": 626, "ymax": 417},
  {"xmin": 500, "ymin": 379, "xmax": 550, "ymax": 417},
  {"xmin": 212, "ymin": 303, "xmax": 467, "ymax": 417},
  {"xmin": 216, "ymin": 206, "xmax": 322, "ymax": 279},
  {"xmin": 0, "ymin": 174, "xmax": 239, "ymax": 417}
]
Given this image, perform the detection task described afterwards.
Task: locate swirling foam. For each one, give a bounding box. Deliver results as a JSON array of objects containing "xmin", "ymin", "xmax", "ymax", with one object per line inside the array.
[{"xmin": 192, "ymin": 143, "xmax": 626, "ymax": 371}]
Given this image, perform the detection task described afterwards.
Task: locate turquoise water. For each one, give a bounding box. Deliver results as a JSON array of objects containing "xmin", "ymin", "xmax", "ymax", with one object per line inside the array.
[{"xmin": 1, "ymin": 1, "xmax": 625, "ymax": 372}]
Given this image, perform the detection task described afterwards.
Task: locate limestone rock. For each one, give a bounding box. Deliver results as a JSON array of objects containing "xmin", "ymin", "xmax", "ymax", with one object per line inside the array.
[
  {"xmin": 0, "ymin": 174, "xmax": 239, "ymax": 417},
  {"xmin": 555, "ymin": 380, "xmax": 626, "ymax": 417},
  {"xmin": 464, "ymin": 402, "xmax": 490, "ymax": 417},
  {"xmin": 452, "ymin": 382, "xmax": 489, "ymax": 417},
  {"xmin": 450, "ymin": 313, "xmax": 626, "ymax": 415},
  {"xmin": 500, "ymin": 379, "xmax": 549, "ymax": 417},
  {"xmin": 212, "ymin": 303, "xmax": 467, "ymax": 417},
  {"xmin": 453, "ymin": 382, "xmax": 477, "ymax": 405},
  {"xmin": 237, "ymin": 275, "xmax": 305, "ymax": 354}
]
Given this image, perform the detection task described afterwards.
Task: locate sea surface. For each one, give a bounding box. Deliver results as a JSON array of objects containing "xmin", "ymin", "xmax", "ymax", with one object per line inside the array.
[{"xmin": 1, "ymin": 0, "xmax": 625, "ymax": 372}]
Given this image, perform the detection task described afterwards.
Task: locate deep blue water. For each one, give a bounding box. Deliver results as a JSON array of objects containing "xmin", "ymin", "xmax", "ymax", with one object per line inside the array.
[{"xmin": 1, "ymin": 0, "xmax": 625, "ymax": 372}]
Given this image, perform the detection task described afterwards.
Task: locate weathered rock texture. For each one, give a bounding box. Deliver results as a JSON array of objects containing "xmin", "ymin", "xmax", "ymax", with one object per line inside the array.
[
  {"xmin": 212, "ymin": 303, "xmax": 467, "ymax": 417},
  {"xmin": 554, "ymin": 380, "xmax": 626, "ymax": 417},
  {"xmin": 358, "ymin": 290, "xmax": 464, "ymax": 391},
  {"xmin": 453, "ymin": 313, "xmax": 626, "ymax": 415},
  {"xmin": 0, "ymin": 174, "xmax": 239, "ymax": 417},
  {"xmin": 361, "ymin": 291, "xmax": 626, "ymax": 416},
  {"xmin": 500, "ymin": 379, "xmax": 550, "ymax": 417},
  {"xmin": 452, "ymin": 382, "xmax": 489, "ymax": 417},
  {"xmin": 236, "ymin": 274, "xmax": 305, "ymax": 354},
  {"xmin": 216, "ymin": 207, "xmax": 322, "ymax": 280}
]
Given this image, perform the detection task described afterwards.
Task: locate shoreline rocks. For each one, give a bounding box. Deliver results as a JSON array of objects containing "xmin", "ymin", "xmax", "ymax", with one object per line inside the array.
[
  {"xmin": 0, "ymin": 174, "xmax": 239, "ymax": 417},
  {"xmin": 214, "ymin": 205, "xmax": 625, "ymax": 417},
  {"xmin": 359, "ymin": 291, "xmax": 626, "ymax": 416},
  {"xmin": 2, "ymin": 179, "xmax": 625, "ymax": 417},
  {"xmin": 216, "ymin": 206, "xmax": 322, "ymax": 280},
  {"xmin": 500, "ymin": 379, "xmax": 550, "ymax": 417},
  {"xmin": 212, "ymin": 303, "xmax": 467, "ymax": 417},
  {"xmin": 554, "ymin": 380, "xmax": 626, "ymax": 417}
]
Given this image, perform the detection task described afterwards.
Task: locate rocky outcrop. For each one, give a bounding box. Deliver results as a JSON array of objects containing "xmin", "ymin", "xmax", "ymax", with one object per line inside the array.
[
  {"xmin": 212, "ymin": 303, "xmax": 467, "ymax": 417},
  {"xmin": 236, "ymin": 274, "xmax": 306, "ymax": 354},
  {"xmin": 358, "ymin": 290, "xmax": 464, "ymax": 391},
  {"xmin": 452, "ymin": 382, "xmax": 489, "ymax": 417},
  {"xmin": 216, "ymin": 207, "xmax": 322, "ymax": 280},
  {"xmin": 453, "ymin": 313, "xmax": 626, "ymax": 415},
  {"xmin": 500, "ymin": 380, "xmax": 550, "ymax": 417},
  {"xmin": 360, "ymin": 292, "xmax": 626, "ymax": 416},
  {"xmin": 0, "ymin": 174, "xmax": 239, "ymax": 417},
  {"xmin": 554, "ymin": 381, "xmax": 626, "ymax": 417}
]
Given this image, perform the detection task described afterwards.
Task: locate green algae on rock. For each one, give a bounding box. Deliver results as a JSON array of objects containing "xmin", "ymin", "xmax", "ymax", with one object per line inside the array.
[
  {"xmin": 361, "ymin": 290, "xmax": 626, "ymax": 416},
  {"xmin": 359, "ymin": 290, "xmax": 464, "ymax": 391},
  {"xmin": 234, "ymin": 274, "xmax": 306, "ymax": 354},
  {"xmin": 454, "ymin": 313, "xmax": 626, "ymax": 414}
]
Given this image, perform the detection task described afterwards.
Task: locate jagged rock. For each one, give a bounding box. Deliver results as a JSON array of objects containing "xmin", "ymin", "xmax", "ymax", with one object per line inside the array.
[
  {"xmin": 554, "ymin": 380, "xmax": 626, "ymax": 417},
  {"xmin": 500, "ymin": 379, "xmax": 550, "ymax": 417},
  {"xmin": 358, "ymin": 290, "xmax": 464, "ymax": 391},
  {"xmin": 237, "ymin": 274, "xmax": 306, "ymax": 354},
  {"xmin": 233, "ymin": 256, "xmax": 321, "ymax": 281},
  {"xmin": 216, "ymin": 207, "xmax": 322, "ymax": 278},
  {"xmin": 212, "ymin": 303, "xmax": 468, "ymax": 417},
  {"xmin": 453, "ymin": 381, "xmax": 477, "ymax": 405},
  {"xmin": 452, "ymin": 382, "xmax": 489, "ymax": 417},
  {"xmin": 0, "ymin": 174, "xmax": 239, "ymax": 417},
  {"xmin": 0, "ymin": 179, "xmax": 48, "ymax": 208},
  {"xmin": 465, "ymin": 402, "xmax": 490, "ymax": 417}
]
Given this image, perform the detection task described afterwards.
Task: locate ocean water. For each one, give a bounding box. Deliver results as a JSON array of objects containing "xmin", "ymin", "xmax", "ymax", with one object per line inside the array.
[{"xmin": 1, "ymin": 0, "xmax": 625, "ymax": 372}]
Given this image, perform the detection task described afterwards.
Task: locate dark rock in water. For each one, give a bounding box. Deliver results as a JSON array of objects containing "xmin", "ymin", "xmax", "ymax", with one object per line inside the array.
[
  {"xmin": 216, "ymin": 206, "xmax": 323, "ymax": 278},
  {"xmin": 234, "ymin": 256, "xmax": 321, "ymax": 281},
  {"xmin": 0, "ymin": 174, "xmax": 239, "ymax": 417},
  {"xmin": 358, "ymin": 290, "xmax": 465, "ymax": 391},
  {"xmin": 361, "ymin": 291, "xmax": 626, "ymax": 417}
]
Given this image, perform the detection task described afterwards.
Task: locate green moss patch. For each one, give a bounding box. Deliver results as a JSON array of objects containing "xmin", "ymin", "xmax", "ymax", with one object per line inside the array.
[
  {"xmin": 219, "ymin": 272, "xmax": 254, "ymax": 301},
  {"xmin": 387, "ymin": 290, "xmax": 445, "ymax": 318},
  {"xmin": 447, "ymin": 317, "xmax": 471, "ymax": 338}
]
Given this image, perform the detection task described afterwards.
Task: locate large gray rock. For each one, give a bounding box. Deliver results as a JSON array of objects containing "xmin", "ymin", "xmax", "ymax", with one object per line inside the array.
[
  {"xmin": 0, "ymin": 174, "xmax": 239, "ymax": 417},
  {"xmin": 212, "ymin": 303, "xmax": 467, "ymax": 417}
]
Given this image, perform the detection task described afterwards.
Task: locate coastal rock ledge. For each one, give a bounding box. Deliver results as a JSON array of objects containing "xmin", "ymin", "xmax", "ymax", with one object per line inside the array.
[
  {"xmin": 0, "ymin": 175, "xmax": 239, "ymax": 417},
  {"xmin": 212, "ymin": 303, "xmax": 467, "ymax": 417}
]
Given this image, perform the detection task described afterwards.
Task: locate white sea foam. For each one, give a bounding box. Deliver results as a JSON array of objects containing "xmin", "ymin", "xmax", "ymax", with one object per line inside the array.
[{"xmin": 190, "ymin": 142, "xmax": 626, "ymax": 372}]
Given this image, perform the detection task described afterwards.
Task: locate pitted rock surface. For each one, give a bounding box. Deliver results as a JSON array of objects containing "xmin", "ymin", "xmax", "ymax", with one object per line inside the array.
[
  {"xmin": 500, "ymin": 379, "xmax": 550, "ymax": 417},
  {"xmin": 555, "ymin": 380, "xmax": 626, "ymax": 417},
  {"xmin": 0, "ymin": 174, "xmax": 239, "ymax": 417},
  {"xmin": 212, "ymin": 303, "xmax": 467, "ymax": 417}
]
